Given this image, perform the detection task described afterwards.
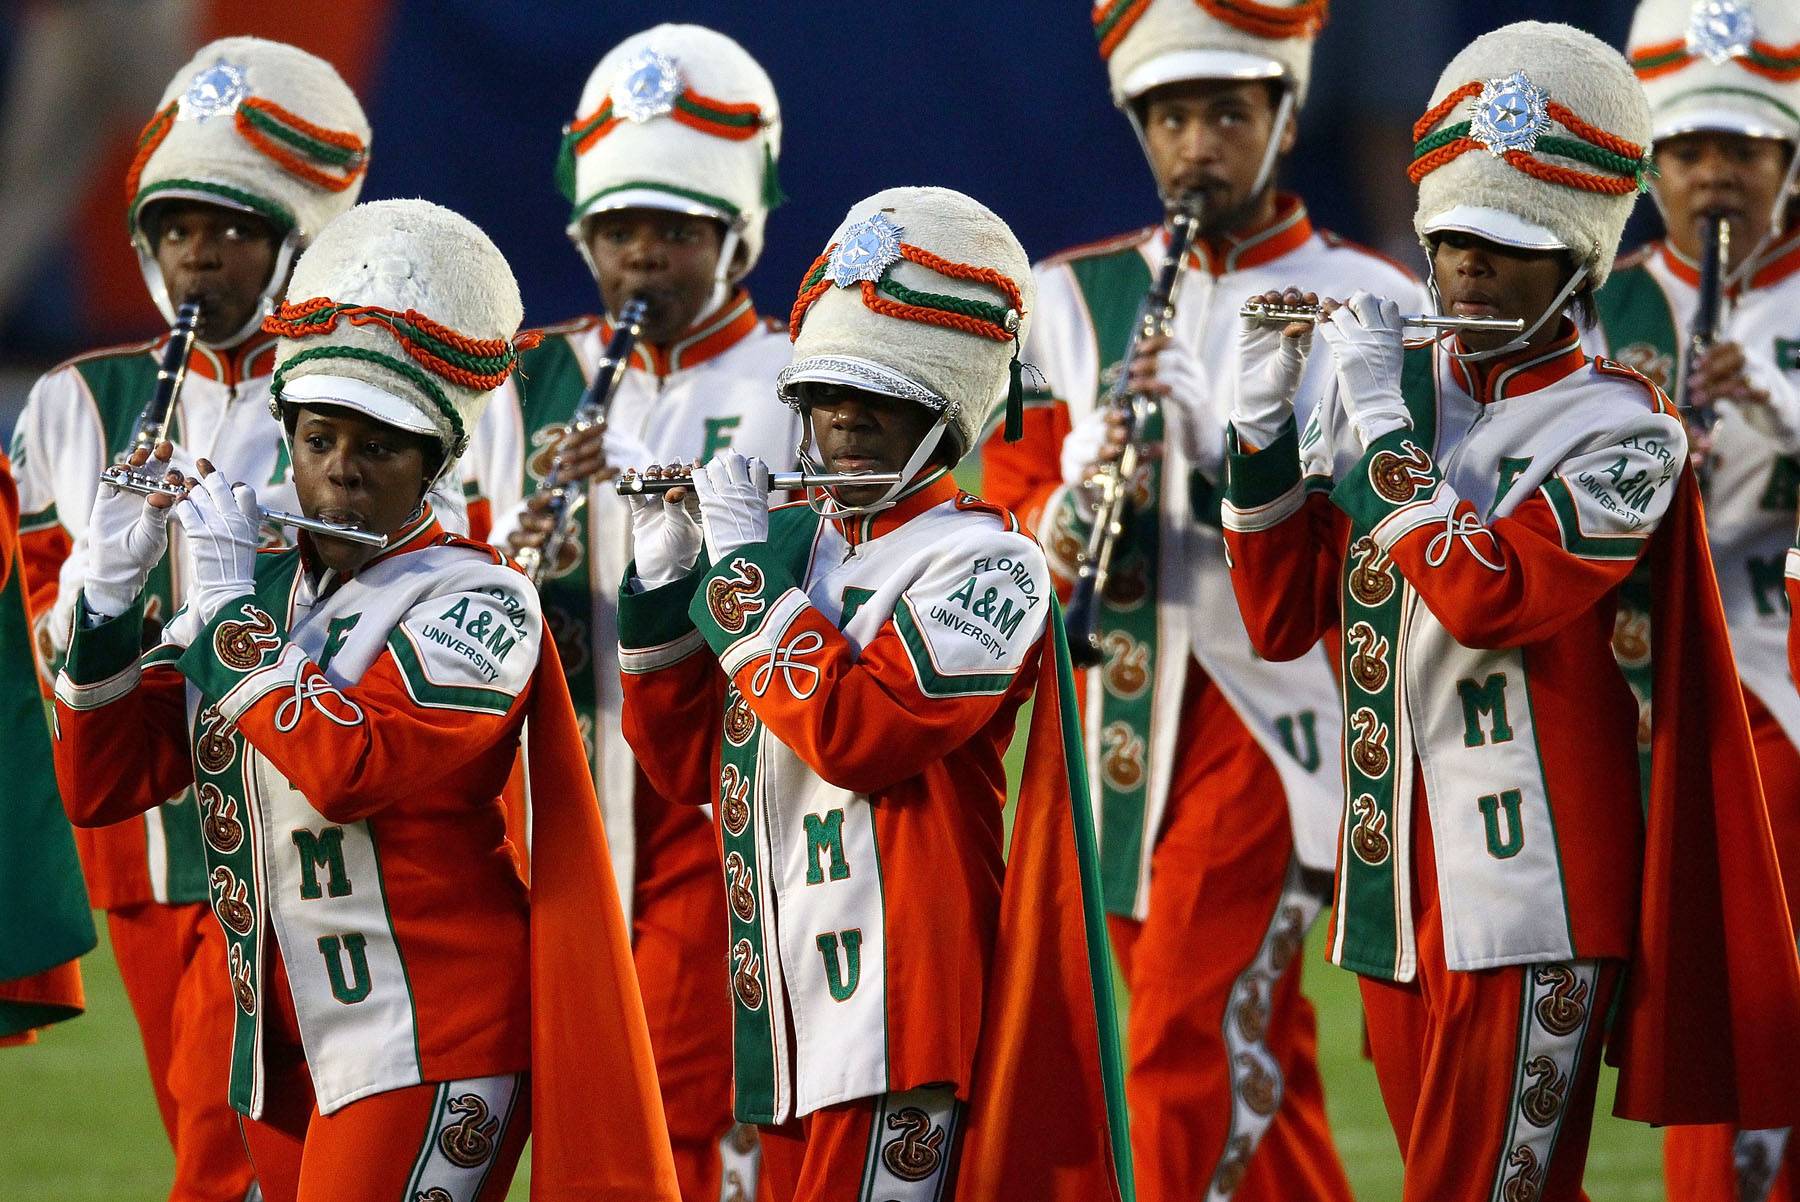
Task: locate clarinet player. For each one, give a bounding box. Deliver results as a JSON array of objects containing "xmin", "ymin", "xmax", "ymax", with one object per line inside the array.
[
  {"xmin": 980, "ymin": 3, "xmax": 1424, "ymax": 1198},
  {"xmin": 459, "ymin": 24, "xmax": 800, "ymax": 1201}
]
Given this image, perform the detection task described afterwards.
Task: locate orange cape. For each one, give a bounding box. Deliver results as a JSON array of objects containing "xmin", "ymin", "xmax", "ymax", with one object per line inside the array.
[
  {"xmin": 522, "ymin": 636, "xmax": 680, "ymax": 1200},
  {"xmin": 960, "ymin": 613, "xmax": 1136, "ymax": 1201},
  {"xmin": 1609, "ymin": 472, "xmax": 1800, "ymax": 1127}
]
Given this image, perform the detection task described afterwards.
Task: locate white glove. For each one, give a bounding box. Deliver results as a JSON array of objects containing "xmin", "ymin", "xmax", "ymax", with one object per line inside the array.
[
  {"xmin": 1060, "ymin": 406, "xmax": 1112, "ymax": 492},
  {"xmin": 1233, "ymin": 309, "xmax": 1313, "ymax": 449},
  {"xmin": 173, "ymin": 472, "xmax": 262, "ymax": 626},
  {"xmin": 1318, "ymin": 292, "xmax": 1410, "ymax": 448},
  {"xmin": 1152, "ymin": 338, "xmax": 1228, "ymax": 479},
  {"xmin": 83, "ymin": 471, "xmax": 172, "ymax": 619},
  {"xmin": 49, "ymin": 538, "xmax": 89, "ymax": 647},
  {"xmin": 691, "ymin": 451, "xmax": 771, "ymax": 562},
  {"xmin": 627, "ymin": 488, "xmax": 704, "ymax": 590}
]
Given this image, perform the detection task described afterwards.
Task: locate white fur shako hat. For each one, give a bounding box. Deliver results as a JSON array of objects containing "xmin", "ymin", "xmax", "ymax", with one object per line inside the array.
[
  {"xmin": 556, "ymin": 24, "xmax": 782, "ymax": 273},
  {"xmin": 778, "ymin": 187, "xmax": 1032, "ymax": 462},
  {"xmin": 1412, "ymin": 21, "xmax": 1654, "ymax": 288},
  {"xmin": 129, "ymin": 38, "xmax": 370, "ymax": 326},
  {"xmin": 266, "ymin": 200, "xmax": 533, "ymax": 475},
  {"xmin": 1628, "ymin": 0, "xmax": 1800, "ymax": 142},
  {"xmin": 1096, "ymin": 0, "xmax": 1329, "ymax": 107}
]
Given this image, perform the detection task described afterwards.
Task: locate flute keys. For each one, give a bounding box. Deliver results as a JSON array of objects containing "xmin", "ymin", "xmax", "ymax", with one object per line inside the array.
[{"xmin": 101, "ymin": 465, "xmax": 185, "ymax": 498}]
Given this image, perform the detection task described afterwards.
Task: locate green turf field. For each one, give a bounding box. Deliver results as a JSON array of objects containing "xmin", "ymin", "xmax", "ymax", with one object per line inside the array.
[{"xmin": 0, "ymin": 909, "xmax": 1667, "ymax": 1199}]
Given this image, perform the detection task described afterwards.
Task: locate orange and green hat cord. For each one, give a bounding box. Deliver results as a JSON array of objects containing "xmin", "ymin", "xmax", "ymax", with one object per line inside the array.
[
  {"xmin": 1409, "ymin": 81, "xmax": 1653, "ymax": 196},
  {"xmin": 233, "ymin": 97, "xmax": 368, "ymax": 193},
  {"xmin": 1094, "ymin": 0, "xmax": 1328, "ymax": 59},
  {"xmin": 555, "ymin": 87, "xmax": 775, "ymax": 205},
  {"xmin": 125, "ymin": 102, "xmax": 180, "ymax": 214},
  {"xmin": 1631, "ymin": 36, "xmax": 1800, "ymax": 82},
  {"xmin": 265, "ymin": 299, "xmax": 542, "ymax": 450},
  {"xmin": 567, "ymin": 89, "xmax": 764, "ymax": 152},
  {"xmin": 125, "ymin": 96, "xmax": 368, "ymax": 230},
  {"xmin": 788, "ymin": 243, "xmax": 1023, "ymax": 344},
  {"xmin": 788, "ymin": 243, "xmax": 1029, "ymax": 439}
]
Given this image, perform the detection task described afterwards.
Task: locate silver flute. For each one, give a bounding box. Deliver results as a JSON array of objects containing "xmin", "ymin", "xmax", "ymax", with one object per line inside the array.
[
  {"xmin": 1239, "ymin": 300, "xmax": 1526, "ymax": 333},
  {"xmin": 100, "ymin": 466, "xmax": 389, "ymax": 548},
  {"xmin": 614, "ymin": 469, "xmax": 903, "ymax": 495}
]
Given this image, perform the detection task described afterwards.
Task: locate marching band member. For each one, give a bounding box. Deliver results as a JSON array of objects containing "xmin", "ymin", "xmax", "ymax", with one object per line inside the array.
[
  {"xmin": 617, "ymin": 186, "xmax": 1130, "ymax": 1201},
  {"xmin": 1223, "ymin": 22, "xmax": 1800, "ymax": 1200},
  {"xmin": 982, "ymin": 2, "xmax": 1419, "ymax": 1196},
  {"xmin": 462, "ymin": 24, "xmax": 798, "ymax": 1198},
  {"xmin": 49, "ymin": 198, "xmax": 678, "ymax": 1202},
  {"xmin": 8, "ymin": 39, "xmax": 375, "ymax": 1200},
  {"xmin": 1588, "ymin": 3, "xmax": 1800, "ymax": 1196}
]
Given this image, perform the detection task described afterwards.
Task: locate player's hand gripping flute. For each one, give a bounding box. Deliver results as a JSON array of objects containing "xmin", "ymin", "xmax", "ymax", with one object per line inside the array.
[
  {"xmin": 126, "ymin": 300, "xmax": 202, "ymax": 459},
  {"xmin": 1063, "ymin": 197, "xmax": 1203, "ymax": 668},
  {"xmin": 514, "ymin": 295, "xmax": 648, "ymax": 584},
  {"xmin": 95, "ymin": 465, "xmax": 389, "ymax": 547},
  {"xmin": 1676, "ymin": 212, "xmax": 1730, "ymax": 483}
]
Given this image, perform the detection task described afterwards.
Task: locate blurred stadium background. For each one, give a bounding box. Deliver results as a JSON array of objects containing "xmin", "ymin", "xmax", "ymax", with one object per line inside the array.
[{"xmin": 0, "ymin": 0, "xmax": 1671, "ymax": 1195}]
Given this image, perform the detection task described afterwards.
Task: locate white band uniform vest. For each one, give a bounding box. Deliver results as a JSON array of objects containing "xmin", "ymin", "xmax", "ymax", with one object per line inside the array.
[{"xmin": 1024, "ymin": 205, "xmax": 1426, "ymax": 916}]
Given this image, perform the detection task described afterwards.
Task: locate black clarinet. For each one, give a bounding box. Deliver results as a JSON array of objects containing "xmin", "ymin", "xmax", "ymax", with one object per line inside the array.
[
  {"xmin": 1678, "ymin": 213, "xmax": 1729, "ymax": 483},
  {"xmin": 1063, "ymin": 196, "xmax": 1204, "ymax": 668},
  {"xmin": 126, "ymin": 300, "xmax": 202, "ymax": 458},
  {"xmin": 515, "ymin": 296, "xmax": 648, "ymax": 585}
]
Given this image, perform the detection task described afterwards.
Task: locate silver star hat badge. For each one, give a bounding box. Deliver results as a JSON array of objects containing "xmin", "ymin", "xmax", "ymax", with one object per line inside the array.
[
  {"xmin": 827, "ymin": 213, "xmax": 905, "ymax": 289},
  {"xmin": 1470, "ymin": 70, "xmax": 1551, "ymax": 157},
  {"xmin": 611, "ymin": 48, "xmax": 683, "ymax": 123},
  {"xmin": 1689, "ymin": 0, "xmax": 1756, "ymax": 65},
  {"xmin": 178, "ymin": 60, "xmax": 249, "ymax": 123}
]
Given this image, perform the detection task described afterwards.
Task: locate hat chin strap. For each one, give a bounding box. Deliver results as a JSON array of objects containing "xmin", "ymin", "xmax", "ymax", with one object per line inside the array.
[
  {"xmin": 572, "ymin": 215, "xmax": 747, "ymax": 323},
  {"xmin": 1725, "ymin": 142, "xmax": 1800, "ymax": 292},
  {"xmin": 703, "ymin": 227, "xmax": 744, "ymax": 319},
  {"xmin": 1126, "ymin": 84, "xmax": 1294, "ymax": 220},
  {"xmin": 801, "ymin": 410, "xmax": 950, "ymax": 521},
  {"xmin": 1429, "ymin": 261, "xmax": 1588, "ymax": 363},
  {"xmin": 137, "ymin": 229, "xmax": 301, "ymax": 351},
  {"xmin": 1246, "ymin": 88, "xmax": 1295, "ymax": 208}
]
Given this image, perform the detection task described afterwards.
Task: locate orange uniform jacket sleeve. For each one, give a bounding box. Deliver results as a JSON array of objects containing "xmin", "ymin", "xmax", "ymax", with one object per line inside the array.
[
  {"xmin": 51, "ymin": 594, "xmax": 196, "ymax": 828},
  {"xmin": 617, "ymin": 569, "xmax": 728, "ymax": 807},
  {"xmin": 18, "ymin": 525, "xmax": 72, "ymax": 632},
  {"xmin": 1220, "ymin": 421, "xmax": 1350, "ymax": 661},
  {"xmin": 979, "ymin": 390, "xmax": 1069, "ymax": 536}
]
